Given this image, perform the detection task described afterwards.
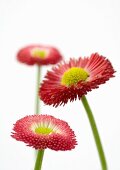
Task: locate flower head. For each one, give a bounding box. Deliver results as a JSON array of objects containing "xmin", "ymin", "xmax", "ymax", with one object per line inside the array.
[
  {"xmin": 11, "ymin": 115, "xmax": 77, "ymax": 151},
  {"xmin": 40, "ymin": 53, "xmax": 115, "ymax": 107},
  {"xmin": 17, "ymin": 45, "xmax": 63, "ymax": 65}
]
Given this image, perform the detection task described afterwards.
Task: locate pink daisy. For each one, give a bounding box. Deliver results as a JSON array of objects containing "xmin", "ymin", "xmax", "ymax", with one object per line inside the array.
[
  {"xmin": 17, "ymin": 45, "xmax": 63, "ymax": 65},
  {"xmin": 11, "ymin": 115, "xmax": 77, "ymax": 151},
  {"xmin": 40, "ymin": 53, "xmax": 115, "ymax": 107}
]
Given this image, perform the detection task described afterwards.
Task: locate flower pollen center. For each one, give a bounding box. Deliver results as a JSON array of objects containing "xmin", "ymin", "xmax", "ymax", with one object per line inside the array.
[
  {"xmin": 61, "ymin": 67, "xmax": 89, "ymax": 86},
  {"xmin": 32, "ymin": 48, "xmax": 47, "ymax": 59},
  {"xmin": 35, "ymin": 127, "xmax": 53, "ymax": 135}
]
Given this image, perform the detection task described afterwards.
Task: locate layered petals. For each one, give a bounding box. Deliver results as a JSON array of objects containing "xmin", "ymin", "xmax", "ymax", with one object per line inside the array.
[
  {"xmin": 17, "ymin": 45, "xmax": 63, "ymax": 65},
  {"xmin": 11, "ymin": 115, "xmax": 77, "ymax": 151},
  {"xmin": 40, "ymin": 53, "xmax": 115, "ymax": 107}
]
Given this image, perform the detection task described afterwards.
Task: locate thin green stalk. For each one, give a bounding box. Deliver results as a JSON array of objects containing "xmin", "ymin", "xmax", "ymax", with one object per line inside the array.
[
  {"xmin": 35, "ymin": 66, "xmax": 41, "ymax": 115},
  {"xmin": 34, "ymin": 66, "xmax": 45, "ymax": 169},
  {"xmin": 34, "ymin": 150, "xmax": 45, "ymax": 170},
  {"xmin": 81, "ymin": 95, "xmax": 107, "ymax": 170}
]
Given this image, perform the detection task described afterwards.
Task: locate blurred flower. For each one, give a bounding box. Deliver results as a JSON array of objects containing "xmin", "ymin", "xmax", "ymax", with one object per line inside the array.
[
  {"xmin": 17, "ymin": 45, "xmax": 63, "ymax": 65},
  {"xmin": 11, "ymin": 115, "xmax": 77, "ymax": 151},
  {"xmin": 40, "ymin": 53, "xmax": 115, "ymax": 107}
]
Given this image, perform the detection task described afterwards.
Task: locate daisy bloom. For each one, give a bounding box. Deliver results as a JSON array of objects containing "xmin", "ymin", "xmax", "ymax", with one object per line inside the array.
[
  {"xmin": 11, "ymin": 115, "xmax": 77, "ymax": 151},
  {"xmin": 40, "ymin": 53, "xmax": 115, "ymax": 107},
  {"xmin": 17, "ymin": 45, "xmax": 63, "ymax": 65}
]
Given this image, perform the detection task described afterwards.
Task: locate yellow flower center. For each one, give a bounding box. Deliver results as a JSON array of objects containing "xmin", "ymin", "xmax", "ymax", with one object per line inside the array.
[
  {"xmin": 35, "ymin": 127, "xmax": 53, "ymax": 135},
  {"xmin": 61, "ymin": 67, "xmax": 89, "ymax": 86},
  {"xmin": 32, "ymin": 49, "xmax": 47, "ymax": 59}
]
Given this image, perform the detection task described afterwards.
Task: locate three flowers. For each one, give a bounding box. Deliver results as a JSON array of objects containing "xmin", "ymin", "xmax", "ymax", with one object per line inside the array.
[{"xmin": 12, "ymin": 44, "xmax": 115, "ymax": 169}]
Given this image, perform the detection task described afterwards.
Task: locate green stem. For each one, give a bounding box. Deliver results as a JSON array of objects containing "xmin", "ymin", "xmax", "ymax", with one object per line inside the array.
[
  {"xmin": 35, "ymin": 66, "xmax": 41, "ymax": 115},
  {"xmin": 34, "ymin": 66, "xmax": 45, "ymax": 169},
  {"xmin": 81, "ymin": 95, "xmax": 107, "ymax": 170},
  {"xmin": 34, "ymin": 150, "xmax": 45, "ymax": 170}
]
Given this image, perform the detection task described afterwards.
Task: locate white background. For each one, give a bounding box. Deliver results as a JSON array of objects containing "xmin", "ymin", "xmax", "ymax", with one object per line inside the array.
[{"xmin": 0, "ymin": 0, "xmax": 120, "ymax": 169}]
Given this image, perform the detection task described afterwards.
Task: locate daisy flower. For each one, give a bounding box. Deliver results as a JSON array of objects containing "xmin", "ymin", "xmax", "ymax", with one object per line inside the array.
[
  {"xmin": 40, "ymin": 53, "xmax": 115, "ymax": 107},
  {"xmin": 17, "ymin": 45, "xmax": 63, "ymax": 65},
  {"xmin": 16, "ymin": 44, "xmax": 63, "ymax": 116},
  {"xmin": 11, "ymin": 115, "xmax": 77, "ymax": 151}
]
